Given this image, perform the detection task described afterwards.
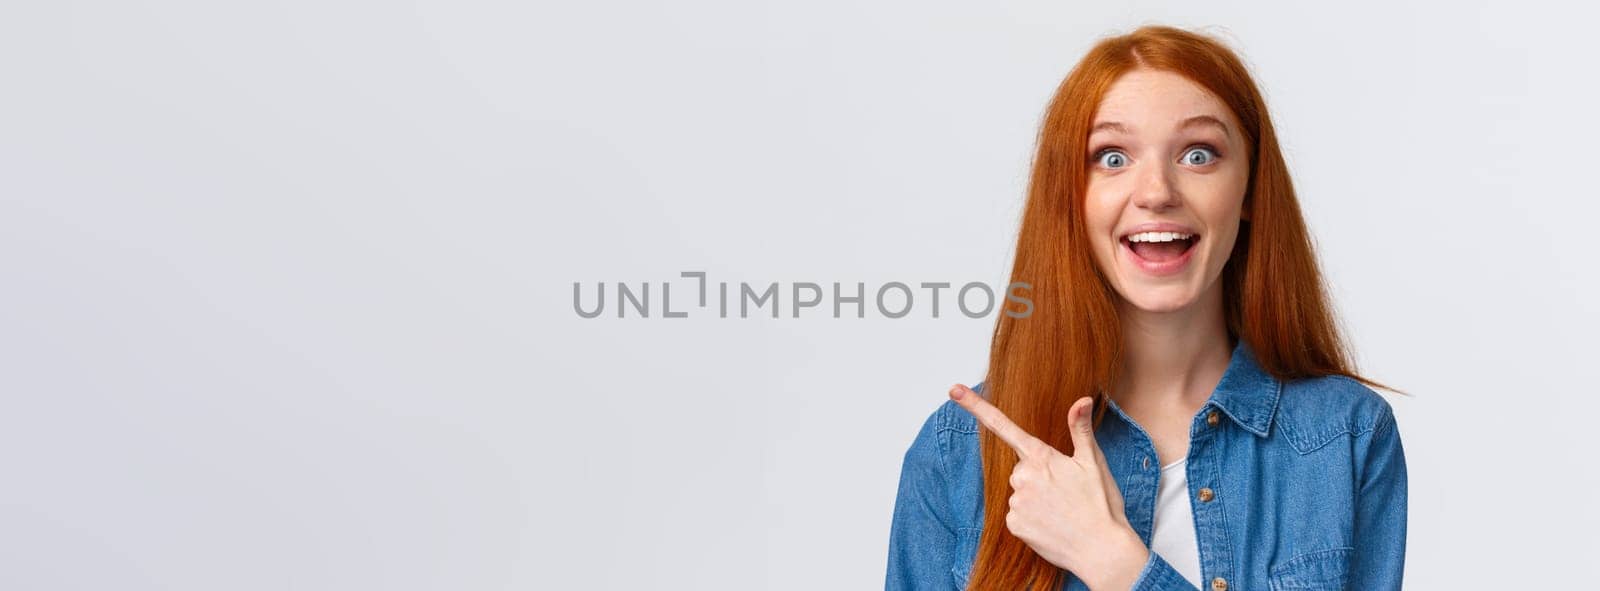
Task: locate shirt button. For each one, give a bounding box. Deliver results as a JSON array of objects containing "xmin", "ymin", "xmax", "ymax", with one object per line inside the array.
[
  {"xmin": 1143, "ymin": 456, "xmax": 1150, "ymax": 469},
  {"xmin": 1210, "ymin": 576, "xmax": 1227, "ymax": 591},
  {"xmin": 1206, "ymin": 409, "xmax": 1220, "ymax": 426},
  {"xmin": 1197, "ymin": 487, "xmax": 1215, "ymax": 502}
]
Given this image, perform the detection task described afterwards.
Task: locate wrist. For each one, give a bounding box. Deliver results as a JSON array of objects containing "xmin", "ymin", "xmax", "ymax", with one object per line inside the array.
[{"xmin": 1083, "ymin": 528, "xmax": 1149, "ymax": 591}]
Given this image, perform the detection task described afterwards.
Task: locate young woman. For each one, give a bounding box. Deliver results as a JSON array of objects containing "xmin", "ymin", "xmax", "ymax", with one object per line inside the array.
[{"xmin": 885, "ymin": 26, "xmax": 1407, "ymax": 590}]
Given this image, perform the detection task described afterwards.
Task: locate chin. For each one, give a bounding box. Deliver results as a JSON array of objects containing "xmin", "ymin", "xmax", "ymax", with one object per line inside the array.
[{"xmin": 1117, "ymin": 289, "xmax": 1198, "ymax": 314}]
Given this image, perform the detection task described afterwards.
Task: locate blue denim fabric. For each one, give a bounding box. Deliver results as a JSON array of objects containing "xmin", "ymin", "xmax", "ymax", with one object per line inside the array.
[{"xmin": 885, "ymin": 339, "xmax": 1406, "ymax": 590}]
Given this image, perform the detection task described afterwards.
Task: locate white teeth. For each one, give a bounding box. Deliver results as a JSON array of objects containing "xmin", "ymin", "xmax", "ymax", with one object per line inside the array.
[{"xmin": 1127, "ymin": 231, "xmax": 1194, "ymax": 243}]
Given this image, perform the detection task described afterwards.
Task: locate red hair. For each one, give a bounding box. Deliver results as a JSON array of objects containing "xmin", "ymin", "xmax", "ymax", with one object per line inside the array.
[{"xmin": 969, "ymin": 25, "xmax": 1404, "ymax": 590}]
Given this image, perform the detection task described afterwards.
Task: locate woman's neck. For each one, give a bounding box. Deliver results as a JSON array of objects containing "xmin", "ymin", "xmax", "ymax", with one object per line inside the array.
[{"xmin": 1111, "ymin": 285, "xmax": 1233, "ymax": 410}]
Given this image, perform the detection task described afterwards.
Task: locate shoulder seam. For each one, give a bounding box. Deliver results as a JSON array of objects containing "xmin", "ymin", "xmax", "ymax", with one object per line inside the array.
[
  {"xmin": 1362, "ymin": 403, "xmax": 1396, "ymax": 439},
  {"xmin": 928, "ymin": 402, "xmax": 957, "ymax": 493},
  {"xmin": 936, "ymin": 399, "xmax": 979, "ymax": 435}
]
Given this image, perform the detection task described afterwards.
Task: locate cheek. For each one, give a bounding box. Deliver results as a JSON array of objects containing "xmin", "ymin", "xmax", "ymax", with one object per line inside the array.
[
  {"xmin": 1080, "ymin": 190, "xmax": 1120, "ymax": 261},
  {"xmin": 1193, "ymin": 181, "xmax": 1247, "ymax": 260},
  {"xmin": 1082, "ymin": 185, "xmax": 1119, "ymax": 234},
  {"xmin": 1183, "ymin": 173, "xmax": 1248, "ymax": 225},
  {"xmin": 1221, "ymin": 162, "xmax": 1251, "ymax": 211}
]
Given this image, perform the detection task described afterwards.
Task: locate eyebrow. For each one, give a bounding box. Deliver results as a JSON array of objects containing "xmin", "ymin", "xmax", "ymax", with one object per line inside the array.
[{"xmin": 1090, "ymin": 115, "xmax": 1232, "ymax": 139}]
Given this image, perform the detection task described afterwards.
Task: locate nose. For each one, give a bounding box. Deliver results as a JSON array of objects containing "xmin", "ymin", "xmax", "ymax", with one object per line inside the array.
[{"xmin": 1131, "ymin": 162, "xmax": 1180, "ymax": 212}]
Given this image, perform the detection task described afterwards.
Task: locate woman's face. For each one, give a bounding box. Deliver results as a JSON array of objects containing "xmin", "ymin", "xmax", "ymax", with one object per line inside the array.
[{"xmin": 1083, "ymin": 69, "xmax": 1251, "ymax": 314}]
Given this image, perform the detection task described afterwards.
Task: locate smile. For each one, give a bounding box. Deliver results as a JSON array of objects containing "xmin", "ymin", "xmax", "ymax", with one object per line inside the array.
[{"xmin": 1119, "ymin": 231, "xmax": 1199, "ymax": 277}]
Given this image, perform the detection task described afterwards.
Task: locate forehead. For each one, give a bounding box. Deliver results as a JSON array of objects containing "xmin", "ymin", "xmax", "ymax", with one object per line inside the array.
[{"xmin": 1092, "ymin": 69, "xmax": 1236, "ymax": 133}]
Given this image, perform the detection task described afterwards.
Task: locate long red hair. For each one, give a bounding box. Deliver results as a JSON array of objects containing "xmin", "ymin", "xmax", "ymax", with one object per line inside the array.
[{"xmin": 970, "ymin": 25, "xmax": 1403, "ymax": 590}]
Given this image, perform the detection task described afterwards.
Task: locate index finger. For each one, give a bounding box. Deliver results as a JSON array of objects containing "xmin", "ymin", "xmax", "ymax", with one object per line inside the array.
[{"xmin": 949, "ymin": 384, "xmax": 1047, "ymax": 459}]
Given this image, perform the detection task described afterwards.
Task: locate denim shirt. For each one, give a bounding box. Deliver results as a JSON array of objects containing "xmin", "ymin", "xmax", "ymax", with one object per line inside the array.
[{"xmin": 885, "ymin": 340, "xmax": 1407, "ymax": 590}]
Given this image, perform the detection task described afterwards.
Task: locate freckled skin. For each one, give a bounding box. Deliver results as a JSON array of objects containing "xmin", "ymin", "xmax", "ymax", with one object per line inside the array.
[{"xmin": 1084, "ymin": 69, "xmax": 1252, "ymax": 314}]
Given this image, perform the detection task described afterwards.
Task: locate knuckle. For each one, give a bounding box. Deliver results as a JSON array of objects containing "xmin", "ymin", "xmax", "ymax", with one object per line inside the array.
[{"xmin": 1027, "ymin": 440, "xmax": 1050, "ymax": 458}]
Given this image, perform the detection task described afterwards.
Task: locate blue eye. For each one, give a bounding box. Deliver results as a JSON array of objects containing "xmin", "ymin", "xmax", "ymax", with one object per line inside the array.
[
  {"xmin": 1095, "ymin": 149, "xmax": 1129, "ymax": 169},
  {"xmin": 1183, "ymin": 146, "xmax": 1218, "ymax": 166}
]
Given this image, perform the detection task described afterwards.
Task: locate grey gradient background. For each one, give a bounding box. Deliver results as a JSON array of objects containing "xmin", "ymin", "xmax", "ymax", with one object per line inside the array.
[{"xmin": 2, "ymin": 1, "xmax": 1596, "ymax": 589}]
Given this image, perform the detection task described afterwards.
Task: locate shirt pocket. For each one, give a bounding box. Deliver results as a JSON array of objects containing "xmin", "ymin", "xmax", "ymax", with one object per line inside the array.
[
  {"xmin": 951, "ymin": 527, "xmax": 980, "ymax": 588},
  {"xmin": 1268, "ymin": 547, "xmax": 1352, "ymax": 591}
]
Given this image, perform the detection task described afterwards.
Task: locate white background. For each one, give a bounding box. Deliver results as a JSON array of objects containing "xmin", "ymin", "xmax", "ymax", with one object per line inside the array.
[{"xmin": 3, "ymin": 1, "xmax": 1596, "ymax": 589}]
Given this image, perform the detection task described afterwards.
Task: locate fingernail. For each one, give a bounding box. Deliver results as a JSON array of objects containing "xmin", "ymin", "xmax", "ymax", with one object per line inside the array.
[{"xmin": 949, "ymin": 385, "xmax": 964, "ymax": 400}]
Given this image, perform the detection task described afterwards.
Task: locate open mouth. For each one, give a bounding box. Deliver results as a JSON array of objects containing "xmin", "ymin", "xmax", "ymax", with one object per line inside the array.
[
  {"xmin": 1120, "ymin": 230, "xmax": 1199, "ymax": 275},
  {"xmin": 1121, "ymin": 233, "xmax": 1198, "ymax": 262}
]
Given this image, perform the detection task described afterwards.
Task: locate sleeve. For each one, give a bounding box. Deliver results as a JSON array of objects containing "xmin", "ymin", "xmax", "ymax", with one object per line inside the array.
[
  {"xmin": 1347, "ymin": 405, "xmax": 1408, "ymax": 590},
  {"xmin": 885, "ymin": 404, "xmax": 958, "ymax": 590},
  {"xmin": 1128, "ymin": 552, "xmax": 1203, "ymax": 591}
]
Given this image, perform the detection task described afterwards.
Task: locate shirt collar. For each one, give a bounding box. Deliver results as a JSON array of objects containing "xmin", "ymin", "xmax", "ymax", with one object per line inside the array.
[
  {"xmin": 1206, "ymin": 338, "xmax": 1283, "ymax": 438},
  {"xmin": 1100, "ymin": 337, "xmax": 1283, "ymax": 439}
]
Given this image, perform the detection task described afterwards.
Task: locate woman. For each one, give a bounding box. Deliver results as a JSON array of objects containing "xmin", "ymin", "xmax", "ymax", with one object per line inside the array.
[{"xmin": 885, "ymin": 25, "xmax": 1407, "ymax": 590}]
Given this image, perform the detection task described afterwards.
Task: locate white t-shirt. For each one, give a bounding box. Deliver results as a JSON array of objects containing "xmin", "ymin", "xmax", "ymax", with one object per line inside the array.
[{"xmin": 1149, "ymin": 457, "xmax": 1204, "ymax": 588}]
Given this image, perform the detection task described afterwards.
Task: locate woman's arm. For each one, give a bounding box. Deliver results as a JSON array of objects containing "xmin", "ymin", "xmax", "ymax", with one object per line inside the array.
[
  {"xmin": 1348, "ymin": 405, "xmax": 1409, "ymax": 590},
  {"xmin": 885, "ymin": 404, "xmax": 958, "ymax": 590}
]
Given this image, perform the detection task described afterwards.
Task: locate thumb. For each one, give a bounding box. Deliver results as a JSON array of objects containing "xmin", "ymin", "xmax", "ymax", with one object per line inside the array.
[{"xmin": 1067, "ymin": 395, "xmax": 1099, "ymax": 460}]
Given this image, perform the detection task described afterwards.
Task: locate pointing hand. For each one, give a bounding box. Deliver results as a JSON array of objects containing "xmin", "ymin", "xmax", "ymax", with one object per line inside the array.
[{"xmin": 949, "ymin": 384, "xmax": 1151, "ymax": 589}]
